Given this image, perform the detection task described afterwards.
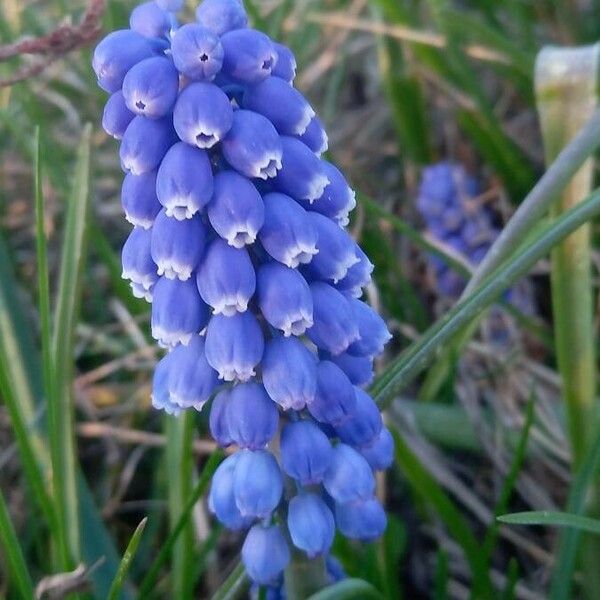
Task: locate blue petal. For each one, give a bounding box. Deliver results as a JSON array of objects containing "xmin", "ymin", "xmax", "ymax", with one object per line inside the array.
[
  {"xmin": 288, "ymin": 493, "xmax": 335, "ymax": 558},
  {"xmin": 208, "ymin": 171, "xmax": 264, "ymax": 247},
  {"xmin": 167, "ymin": 335, "xmax": 218, "ymax": 409},
  {"xmin": 296, "ymin": 116, "xmax": 328, "ymax": 155},
  {"xmin": 233, "ymin": 449, "xmax": 283, "ymax": 518},
  {"xmin": 259, "ymin": 193, "xmax": 318, "ymax": 267},
  {"xmin": 151, "ymin": 277, "xmax": 210, "ymax": 347},
  {"xmin": 221, "ymin": 110, "xmax": 282, "ymax": 180},
  {"xmin": 171, "ymin": 23, "xmax": 224, "ymax": 80},
  {"xmin": 151, "ymin": 352, "xmax": 181, "ymax": 415},
  {"xmin": 92, "ymin": 30, "xmax": 155, "ymax": 93},
  {"xmin": 156, "ymin": 0, "xmax": 183, "ymax": 10},
  {"xmin": 197, "ymin": 238, "xmax": 256, "ymax": 315},
  {"xmin": 173, "ymin": 82, "xmax": 233, "ymax": 148},
  {"xmin": 271, "ymin": 42, "xmax": 296, "ymax": 84},
  {"xmin": 102, "ymin": 91, "xmax": 134, "ymax": 140},
  {"xmin": 335, "ymin": 497, "xmax": 387, "ymax": 541},
  {"xmin": 257, "ymin": 263, "xmax": 313, "ymax": 336},
  {"xmin": 209, "ymin": 389, "xmax": 233, "ymax": 447},
  {"xmin": 121, "ymin": 171, "xmax": 161, "ymax": 229},
  {"xmin": 273, "ymin": 136, "xmax": 329, "ymax": 203},
  {"xmin": 307, "ymin": 360, "xmax": 356, "ymax": 426},
  {"xmin": 307, "ymin": 282, "xmax": 359, "ymax": 355},
  {"xmin": 280, "ymin": 420, "xmax": 332, "ymax": 485},
  {"xmin": 221, "ymin": 29, "xmax": 277, "ymax": 83},
  {"xmin": 121, "ymin": 227, "xmax": 158, "ymax": 299},
  {"xmin": 334, "ymin": 387, "xmax": 382, "ymax": 448},
  {"xmin": 262, "ymin": 337, "xmax": 317, "ymax": 411},
  {"xmin": 243, "ymin": 77, "xmax": 314, "ymax": 136},
  {"xmin": 130, "ymin": 1, "xmax": 172, "ymax": 38},
  {"xmin": 323, "ymin": 444, "xmax": 375, "ymax": 503},
  {"xmin": 360, "ymin": 427, "xmax": 394, "ymax": 471},
  {"xmin": 347, "ymin": 298, "xmax": 391, "ymax": 358},
  {"xmin": 120, "ymin": 116, "xmax": 176, "ymax": 175},
  {"xmin": 326, "ymin": 351, "xmax": 374, "ymax": 387},
  {"xmin": 196, "ymin": 0, "xmax": 248, "ymax": 35},
  {"xmin": 122, "ymin": 56, "xmax": 179, "ymax": 119},
  {"xmin": 156, "ymin": 142, "xmax": 214, "ymax": 219},
  {"xmin": 227, "ymin": 382, "xmax": 279, "ymax": 449},
  {"xmin": 304, "ymin": 212, "xmax": 358, "ymax": 284},
  {"xmin": 209, "ymin": 454, "xmax": 253, "ymax": 529},
  {"xmin": 151, "ymin": 209, "xmax": 207, "ymax": 280},
  {"xmin": 242, "ymin": 524, "xmax": 290, "ymax": 585},
  {"xmin": 306, "ymin": 161, "xmax": 356, "ymax": 226},
  {"xmin": 334, "ymin": 244, "xmax": 373, "ymax": 298},
  {"xmin": 205, "ymin": 312, "xmax": 264, "ymax": 381}
]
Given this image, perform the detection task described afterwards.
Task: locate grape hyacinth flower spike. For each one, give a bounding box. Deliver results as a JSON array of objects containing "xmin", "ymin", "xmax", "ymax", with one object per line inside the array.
[{"xmin": 93, "ymin": 0, "xmax": 392, "ymax": 591}]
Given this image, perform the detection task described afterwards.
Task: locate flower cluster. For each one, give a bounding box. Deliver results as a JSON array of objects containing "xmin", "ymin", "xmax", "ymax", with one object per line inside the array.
[
  {"xmin": 93, "ymin": 0, "xmax": 393, "ymax": 587},
  {"xmin": 417, "ymin": 161, "xmax": 534, "ymax": 313}
]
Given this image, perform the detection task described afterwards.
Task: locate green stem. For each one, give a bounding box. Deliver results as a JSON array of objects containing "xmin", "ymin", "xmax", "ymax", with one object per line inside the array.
[
  {"xmin": 284, "ymin": 553, "xmax": 329, "ymax": 600},
  {"xmin": 535, "ymin": 43, "xmax": 600, "ymax": 600}
]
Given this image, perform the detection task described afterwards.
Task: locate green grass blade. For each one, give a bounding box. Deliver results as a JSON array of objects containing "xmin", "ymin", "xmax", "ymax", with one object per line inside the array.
[
  {"xmin": 0, "ymin": 488, "xmax": 35, "ymax": 599},
  {"xmin": 372, "ymin": 187, "xmax": 600, "ymax": 409},
  {"xmin": 391, "ymin": 430, "xmax": 493, "ymax": 597},
  {"xmin": 50, "ymin": 123, "xmax": 92, "ymax": 566},
  {"xmin": 306, "ymin": 579, "xmax": 385, "ymax": 600},
  {"xmin": 138, "ymin": 450, "xmax": 224, "ymax": 598},
  {"xmin": 107, "ymin": 517, "xmax": 148, "ymax": 600},
  {"xmin": 210, "ymin": 562, "xmax": 248, "ymax": 600},
  {"xmin": 498, "ymin": 512, "xmax": 600, "ymax": 535}
]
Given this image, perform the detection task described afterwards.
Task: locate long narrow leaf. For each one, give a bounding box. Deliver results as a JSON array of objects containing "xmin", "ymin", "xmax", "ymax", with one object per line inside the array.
[
  {"xmin": 0, "ymin": 488, "xmax": 35, "ymax": 599},
  {"xmin": 210, "ymin": 562, "xmax": 249, "ymax": 600},
  {"xmin": 498, "ymin": 512, "xmax": 600, "ymax": 535},
  {"xmin": 307, "ymin": 579, "xmax": 384, "ymax": 600}
]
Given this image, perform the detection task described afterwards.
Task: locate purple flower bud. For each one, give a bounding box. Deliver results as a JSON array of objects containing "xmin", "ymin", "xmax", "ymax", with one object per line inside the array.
[
  {"xmin": 209, "ymin": 389, "xmax": 232, "ymax": 447},
  {"xmin": 307, "ymin": 282, "xmax": 359, "ymax": 355},
  {"xmin": 360, "ymin": 427, "xmax": 394, "ymax": 471},
  {"xmin": 121, "ymin": 171, "xmax": 161, "ymax": 229},
  {"xmin": 234, "ymin": 449, "xmax": 283, "ymax": 517},
  {"xmin": 347, "ymin": 299, "xmax": 391, "ymax": 358},
  {"xmin": 205, "ymin": 312, "xmax": 264, "ymax": 381},
  {"xmin": 305, "ymin": 212, "xmax": 358, "ymax": 284},
  {"xmin": 274, "ymin": 137, "xmax": 330, "ymax": 203},
  {"xmin": 309, "ymin": 162, "xmax": 356, "ymax": 226},
  {"xmin": 156, "ymin": 142, "xmax": 214, "ymax": 219},
  {"xmin": 335, "ymin": 245, "xmax": 373, "ymax": 298},
  {"xmin": 121, "ymin": 227, "xmax": 158, "ymax": 300},
  {"xmin": 151, "ymin": 209, "xmax": 207, "ymax": 280},
  {"xmin": 130, "ymin": 1, "xmax": 172, "ymax": 38},
  {"xmin": 242, "ymin": 524, "xmax": 290, "ymax": 585},
  {"xmin": 151, "ymin": 352, "xmax": 181, "ymax": 415},
  {"xmin": 335, "ymin": 497, "xmax": 386, "ymax": 541},
  {"xmin": 92, "ymin": 30, "xmax": 155, "ymax": 93},
  {"xmin": 171, "ymin": 23, "xmax": 224, "ymax": 80},
  {"xmin": 208, "ymin": 171, "xmax": 264, "ymax": 247},
  {"xmin": 297, "ymin": 116, "xmax": 328, "ymax": 155},
  {"xmin": 197, "ymin": 239, "xmax": 256, "ymax": 315},
  {"xmin": 259, "ymin": 193, "xmax": 318, "ymax": 268},
  {"xmin": 173, "ymin": 82, "xmax": 233, "ymax": 148},
  {"xmin": 323, "ymin": 444, "xmax": 375, "ymax": 503},
  {"xmin": 221, "ymin": 29, "xmax": 277, "ymax": 83},
  {"xmin": 196, "ymin": 0, "xmax": 248, "ymax": 35},
  {"xmin": 262, "ymin": 337, "xmax": 317, "ymax": 411},
  {"xmin": 102, "ymin": 91, "xmax": 134, "ymax": 140},
  {"xmin": 122, "ymin": 56, "xmax": 179, "ymax": 119},
  {"xmin": 151, "ymin": 277, "xmax": 210, "ymax": 347},
  {"xmin": 227, "ymin": 382, "xmax": 279, "ymax": 449},
  {"xmin": 167, "ymin": 335, "xmax": 218, "ymax": 409},
  {"xmin": 120, "ymin": 116, "xmax": 176, "ymax": 175},
  {"xmin": 271, "ymin": 42, "xmax": 296, "ymax": 84},
  {"xmin": 209, "ymin": 454, "xmax": 253, "ymax": 529},
  {"xmin": 307, "ymin": 360, "xmax": 356, "ymax": 425},
  {"xmin": 243, "ymin": 77, "xmax": 315, "ymax": 135},
  {"xmin": 335, "ymin": 388, "xmax": 382, "ymax": 448},
  {"xmin": 221, "ymin": 110, "xmax": 282, "ymax": 180},
  {"xmin": 257, "ymin": 263, "xmax": 313, "ymax": 336},
  {"xmin": 288, "ymin": 493, "xmax": 335, "ymax": 558},
  {"xmin": 280, "ymin": 420, "xmax": 332, "ymax": 485},
  {"xmin": 327, "ymin": 351, "xmax": 374, "ymax": 387},
  {"xmin": 156, "ymin": 0, "xmax": 183, "ymax": 10}
]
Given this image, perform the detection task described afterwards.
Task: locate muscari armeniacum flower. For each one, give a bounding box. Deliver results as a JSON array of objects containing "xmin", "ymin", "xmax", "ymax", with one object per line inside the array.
[{"xmin": 94, "ymin": 0, "xmax": 393, "ymax": 586}]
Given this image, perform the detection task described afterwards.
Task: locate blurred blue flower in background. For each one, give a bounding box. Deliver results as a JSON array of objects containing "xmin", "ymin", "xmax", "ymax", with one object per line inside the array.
[{"xmin": 93, "ymin": 0, "xmax": 393, "ymax": 586}]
